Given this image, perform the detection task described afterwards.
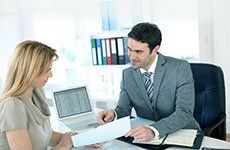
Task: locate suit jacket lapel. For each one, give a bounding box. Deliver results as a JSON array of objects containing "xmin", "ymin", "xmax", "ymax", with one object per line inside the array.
[
  {"xmin": 152, "ymin": 53, "xmax": 166, "ymax": 110},
  {"xmin": 133, "ymin": 68, "xmax": 154, "ymax": 111}
]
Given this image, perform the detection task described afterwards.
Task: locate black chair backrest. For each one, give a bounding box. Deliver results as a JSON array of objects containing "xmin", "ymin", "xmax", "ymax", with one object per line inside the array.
[{"xmin": 190, "ymin": 63, "xmax": 226, "ymax": 140}]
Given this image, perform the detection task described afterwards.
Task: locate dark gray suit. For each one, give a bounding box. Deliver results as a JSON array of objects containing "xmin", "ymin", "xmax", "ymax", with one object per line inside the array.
[{"xmin": 115, "ymin": 53, "xmax": 200, "ymax": 138}]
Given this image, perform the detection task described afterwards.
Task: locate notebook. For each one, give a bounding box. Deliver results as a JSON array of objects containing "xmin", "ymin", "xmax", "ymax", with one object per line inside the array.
[
  {"xmin": 52, "ymin": 85, "xmax": 98, "ymax": 132},
  {"xmin": 118, "ymin": 117, "xmax": 203, "ymax": 149}
]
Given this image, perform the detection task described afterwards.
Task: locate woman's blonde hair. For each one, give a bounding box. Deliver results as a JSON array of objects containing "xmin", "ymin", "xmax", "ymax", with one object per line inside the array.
[{"xmin": 0, "ymin": 40, "xmax": 58, "ymax": 100}]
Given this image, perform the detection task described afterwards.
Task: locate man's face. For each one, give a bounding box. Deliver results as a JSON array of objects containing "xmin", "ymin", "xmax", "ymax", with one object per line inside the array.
[{"xmin": 128, "ymin": 38, "xmax": 156, "ymax": 70}]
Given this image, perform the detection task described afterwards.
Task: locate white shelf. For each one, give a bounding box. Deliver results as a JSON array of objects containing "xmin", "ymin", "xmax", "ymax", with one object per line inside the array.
[
  {"xmin": 90, "ymin": 30, "xmax": 130, "ymax": 39},
  {"xmin": 64, "ymin": 64, "xmax": 131, "ymax": 101}
]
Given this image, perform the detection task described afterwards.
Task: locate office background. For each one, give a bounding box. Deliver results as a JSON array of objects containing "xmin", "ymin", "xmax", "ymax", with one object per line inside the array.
[{"xmin": 0, "ymin": 0, "xmax": 229, "ymax": 135}]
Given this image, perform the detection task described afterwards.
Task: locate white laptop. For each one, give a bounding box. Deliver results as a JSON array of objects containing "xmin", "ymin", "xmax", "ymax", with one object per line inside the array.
[{"xmin": 52, "ymin": 85, "xmax": 98, "ymax": 132}]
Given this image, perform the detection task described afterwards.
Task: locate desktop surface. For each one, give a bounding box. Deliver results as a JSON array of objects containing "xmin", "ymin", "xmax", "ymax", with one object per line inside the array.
[
  {"xmin": 71, "ymin": 136, "xmax": 230, "ymax": 150},
  {"xmin": 49, "ymin": 107, "xmax": 230, "ymax": 150}
]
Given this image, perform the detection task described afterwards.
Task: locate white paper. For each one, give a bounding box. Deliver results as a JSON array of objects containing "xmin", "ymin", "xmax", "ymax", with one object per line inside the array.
[
  {"xmin": 133, "ymin": 136, "xmax": 165, "ymax": 145},
  {"xmin": 164, "ymin": 129, "xmax": 198, "ymax": 147},
  {"xmin": 130, "ymin": 116, "xmax": 155, "ymax": 128},
  {"xmin": 71, "ymin": 116, "xmax": 131, "ymax": 147}
]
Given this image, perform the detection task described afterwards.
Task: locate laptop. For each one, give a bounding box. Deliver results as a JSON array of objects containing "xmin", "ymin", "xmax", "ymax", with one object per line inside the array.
[{"xmin": 52, "ymin": 85, "xmax": 98, "ymax": 132}]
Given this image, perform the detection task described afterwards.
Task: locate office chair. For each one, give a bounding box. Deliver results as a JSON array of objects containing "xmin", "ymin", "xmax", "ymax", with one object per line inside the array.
[{"xmin": 190, "ymin": 63, "xmax": 226, "ymax": 140}]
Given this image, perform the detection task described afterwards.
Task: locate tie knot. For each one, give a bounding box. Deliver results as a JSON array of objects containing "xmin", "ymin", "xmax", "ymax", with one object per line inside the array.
[{"xmin": 143, "ymin": 72, "xmax": 152, "ymax": 79}]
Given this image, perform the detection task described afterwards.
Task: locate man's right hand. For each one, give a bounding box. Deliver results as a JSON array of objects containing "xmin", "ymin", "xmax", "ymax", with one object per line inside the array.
[{"xmin": 98, "ymin": 109, "xmax": 115, "ymax": 125}]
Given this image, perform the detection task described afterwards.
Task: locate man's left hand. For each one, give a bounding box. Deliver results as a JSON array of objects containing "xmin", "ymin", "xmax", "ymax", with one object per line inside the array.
[{"xmin": 125, "ymin": 125, "xmax": 155, "ymax": 142}]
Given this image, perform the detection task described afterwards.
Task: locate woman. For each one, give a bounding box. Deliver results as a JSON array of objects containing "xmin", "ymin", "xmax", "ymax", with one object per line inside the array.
[{"xmin": 0, "ymin": 41, "xmax": 73, "ymax": 149}]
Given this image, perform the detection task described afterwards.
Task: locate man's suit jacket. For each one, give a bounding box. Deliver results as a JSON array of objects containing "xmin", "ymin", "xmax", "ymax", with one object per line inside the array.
[{"xmin": 114, "ymin": 53, "xmax": 200, "ymax": 138}]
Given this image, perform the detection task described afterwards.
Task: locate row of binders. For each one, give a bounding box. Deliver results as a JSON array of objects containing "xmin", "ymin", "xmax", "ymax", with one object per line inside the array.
[{"xmin": 91, "ymin": 37, "xmax": 130, "ymax": 65}]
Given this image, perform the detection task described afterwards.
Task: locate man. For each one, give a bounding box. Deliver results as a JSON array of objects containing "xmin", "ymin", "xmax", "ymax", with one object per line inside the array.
[{"xmin": 98, "ymin": 22, "xmax": 200, "ymax": 142}]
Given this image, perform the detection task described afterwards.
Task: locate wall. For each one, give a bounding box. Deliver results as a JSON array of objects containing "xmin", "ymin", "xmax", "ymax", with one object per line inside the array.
[
  {"xmin": 0, "ymin": 0, "xmax": 24, "ymax": 83},
  {"xmin": 149, "ymin": 0, "xmax": 199, "ymax": 59},
  {"xmin": 198, "ymin": 0, "xmax": 230, "ymax": 133},
  {"xmin": 0, "ymin": 0, "xmax": 102, "ymax": 87}
]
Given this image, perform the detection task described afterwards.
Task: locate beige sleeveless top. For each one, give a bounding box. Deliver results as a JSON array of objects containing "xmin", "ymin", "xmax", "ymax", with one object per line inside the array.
[{"xmin": 0, "ymin": 88, "xmax": 52, "ymax": 150}]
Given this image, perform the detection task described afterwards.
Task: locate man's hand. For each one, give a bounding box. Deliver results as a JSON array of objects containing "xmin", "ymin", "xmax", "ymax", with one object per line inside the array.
[
  {"xmin": 125, "ymin": 125, "xmax": 155, "ymax": 142},
  {"xmin": 98, "ymin": 109, "xmax": 115, "ymax": 125}
]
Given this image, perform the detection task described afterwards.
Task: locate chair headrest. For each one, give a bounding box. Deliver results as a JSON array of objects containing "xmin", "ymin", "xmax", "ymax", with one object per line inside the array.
[{"xmin": 190, "ymin": 63, "xmax": 225, "ymax": 91}]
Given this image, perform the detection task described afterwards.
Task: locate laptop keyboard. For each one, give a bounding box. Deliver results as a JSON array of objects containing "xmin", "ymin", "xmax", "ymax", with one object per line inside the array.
[{"xmin": 65, "ymin": 118, "xmax": 98, "ymax": 130}]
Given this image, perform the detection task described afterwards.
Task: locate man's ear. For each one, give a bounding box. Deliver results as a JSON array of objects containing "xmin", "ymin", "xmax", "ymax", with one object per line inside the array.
[{"xmin": 151, "ymin": 45, "xmax": 160, "ymax": 55}]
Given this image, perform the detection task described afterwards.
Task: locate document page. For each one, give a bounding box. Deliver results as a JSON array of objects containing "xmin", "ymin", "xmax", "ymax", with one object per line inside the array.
[
  {"xmin": 133, "ymin": 129, "xmax": 198, "ymax": 147},
  {"xmin": 163, "ymin": 129, "xmax": 198, "ymax": 147},
  {"xmin": 133, "ymin": 136, "xmax": 165, "ymax": 145},
  {"xmin": 71, "ymin": 116, "xmax": 131, "ymax": 147},
  {"xmin": 130, "ymin": 116, "xmax": 155, "ymax": 128}
]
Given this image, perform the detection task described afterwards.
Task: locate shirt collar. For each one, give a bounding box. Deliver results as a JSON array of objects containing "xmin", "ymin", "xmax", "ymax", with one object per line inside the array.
[{"xmin": 140, "ymin": 54, "xmax": 158, "ymax": 74}]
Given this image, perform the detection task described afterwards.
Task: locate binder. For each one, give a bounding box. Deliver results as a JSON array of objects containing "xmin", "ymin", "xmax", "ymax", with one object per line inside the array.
[
  {"xmin": 118, "ymin": 136, "xmax": 170, "ymax": 150},
  {"xmin": 91, "ymin": 35, "xmax": 129, "ymax": 65},
  {"xmin": 106, "ymin": 38, "xmax": 112, "ymax": 65},
  {"xmin": 123, "ymin": 37, "xmax": 130, "ymax": 64},
  {"xmin": 101, "ymin": 39, "xmax": 107, "ymax": 65},
  {"xmin": 117, "ymin": 37, "xmax": 125, "ymax": 64},
  {"xmin": 110, "ymin": 38, "xmax": 118, "ymax": 64},
  {"xmin": 91, "ymin": 38, "xmax": 98, "ymax": 65},
  {"xmin": 96, "ymin": 39, "xmax": 103, "ymax": 65}
]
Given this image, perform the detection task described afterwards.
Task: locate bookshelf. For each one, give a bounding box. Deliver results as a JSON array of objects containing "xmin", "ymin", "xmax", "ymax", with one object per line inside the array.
[
  {"xmin": 56, "ymin": 30, "xmax": 132, "ymax": 109},
  {"xmin": 90, "ymin": 30, "xmax": 130, "ymax": 65},
  {"xmin": 88, "ymin": 30, "xmax": 132, "ymax": 109},
  {"xmin": 64, "ymin": 64, "xmax": 130, "ymax": 110}
]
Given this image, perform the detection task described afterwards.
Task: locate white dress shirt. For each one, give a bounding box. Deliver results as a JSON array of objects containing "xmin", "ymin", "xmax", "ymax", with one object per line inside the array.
[{"xmin": 139, "ymin": 54, "xmax": 160, "ymax": 139}]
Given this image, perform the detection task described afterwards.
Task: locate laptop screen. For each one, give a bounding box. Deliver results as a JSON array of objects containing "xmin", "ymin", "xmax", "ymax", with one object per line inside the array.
[{"xmin": 53, "ymin": 86, "xmax": 92, "ymax": 119}]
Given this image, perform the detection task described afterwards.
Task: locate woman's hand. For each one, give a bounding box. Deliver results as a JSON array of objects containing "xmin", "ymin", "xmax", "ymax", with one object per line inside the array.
[
  {"xmin": 53, "ymin": 132, "xmax": 73, "ymax": 150},
  {"xmin": 86, "ymin": 142, "xmax": 107, "ymax": 148}
]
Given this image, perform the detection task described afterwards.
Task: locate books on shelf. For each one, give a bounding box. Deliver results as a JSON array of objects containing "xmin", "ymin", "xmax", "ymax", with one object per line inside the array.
[
  {"xmin": 111, "ymin": 38, "xmax": 118, "ymax": 64},
  {"xmin": 106, "ymin": 38, "xmax": 112, "ymax": 65},
  {"xmin": 91, "ymin": 38, "xmax": 98, "ymax": 65},
  {"xmin": 117, "ymin": 37, "xmax": 125, "ymax": 64},
  {"xmin": 96, "ymin": 39, "xmax": 103, "ymax": 65},
  {"xmin": 101, "ymin": 39, "xmax": 107, "ymax": 65},
  {"xmin": 90, "ymin": 32, "xmax": 130, "ymax": 65}
]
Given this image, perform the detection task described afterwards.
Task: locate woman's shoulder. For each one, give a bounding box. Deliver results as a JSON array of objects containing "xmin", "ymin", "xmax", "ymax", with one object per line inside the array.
[
  {"xmin": 0, "ymin": 96, "xmax": 26, "ymax": 111},
  {"xmin": 0, "ymin": 97, "xmax": 28, "ymax": 131}
]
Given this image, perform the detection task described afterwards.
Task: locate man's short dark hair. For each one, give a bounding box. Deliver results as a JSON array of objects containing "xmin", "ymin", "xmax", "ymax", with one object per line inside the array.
[{"xmin": 128, "ymin": 22, "xmax": 162, "ymax": 53}]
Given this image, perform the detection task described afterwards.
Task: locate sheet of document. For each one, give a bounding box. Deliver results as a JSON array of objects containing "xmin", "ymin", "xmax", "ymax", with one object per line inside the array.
[
  {"xmin": 71, "ymin": 116, "xmax": 131, "ymax": 147},
  {"xmin": 130, "ymin": 116, "xmax": 155, "ymax": 128}
]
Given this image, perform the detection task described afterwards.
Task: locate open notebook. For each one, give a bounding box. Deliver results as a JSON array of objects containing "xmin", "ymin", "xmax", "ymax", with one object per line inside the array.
[
  {"xmin": 130, "ymin": 117, "xmax": 203, "ymax": 149},
  {"xmin": 133, "ymin": 129, "xmax": 203, "ymax": 148},
  {"xmin": 117, "ymin": 117, "xmax": 204, "ymax": 149}
]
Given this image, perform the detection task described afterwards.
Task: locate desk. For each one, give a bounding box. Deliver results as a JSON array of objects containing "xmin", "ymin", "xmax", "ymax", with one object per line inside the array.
[
  {"xmin": 73, "ymin": 137, "xmax": 230, "ymax": 150},
  {"xmin": 49, "ymin": 107, "xmax": 230, "ymax": 150},
  {"xmin": 168, "ymin": 136, "xmax": 230, "ymax": 149}
]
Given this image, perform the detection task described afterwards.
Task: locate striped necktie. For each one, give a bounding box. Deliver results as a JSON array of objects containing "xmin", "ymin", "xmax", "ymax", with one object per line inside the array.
[{"xmin": 143, "ymin": 72, "xmax": 154, "ymax": 101}]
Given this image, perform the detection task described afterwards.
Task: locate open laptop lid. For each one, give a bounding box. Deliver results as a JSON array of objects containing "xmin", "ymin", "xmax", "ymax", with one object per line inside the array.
[{"xmin": 52, "ymin": 85, "xmax": 94, "ymax": 121}]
